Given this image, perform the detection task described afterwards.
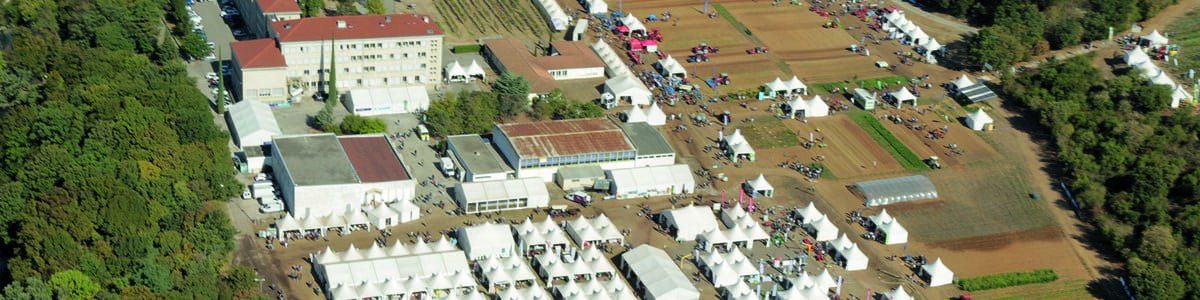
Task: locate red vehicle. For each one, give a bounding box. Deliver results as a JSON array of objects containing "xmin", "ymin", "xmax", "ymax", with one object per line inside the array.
[
  {"xmin": 656, "ymin": 50, "xmax": 666, "ymax": 59},
  {"xmin": 687, "ymin": 54, "xmax": 709, "ymax": 63},
  {"xmin": 712, "ymin": 73, "xmax": 731, "ymax": 85},
  {"xmin": 627, "ymin": 50, "xmax": 644, "ymax": 64},
  {"xmin": 746, "ymin": 46, "xmax": 769, "ymax": 54}
]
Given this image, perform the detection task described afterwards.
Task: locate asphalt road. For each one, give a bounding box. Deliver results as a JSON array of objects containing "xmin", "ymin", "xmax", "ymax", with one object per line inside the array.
[{"xmin": 184, "ymin": 0, "xmax": 242, "ymax": 111}]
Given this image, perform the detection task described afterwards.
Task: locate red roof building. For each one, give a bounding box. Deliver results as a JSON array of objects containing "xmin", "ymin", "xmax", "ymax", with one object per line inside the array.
[
  {"xmin": 495, "ymin": 118, "xmax": 635, "ymax": 160},
  {"xmin": 231, "ymin": 39, "xmax": 287, "ymax": 69},
  {"xmin": 272, "ymin": 14, "xmax": 443, "ymax": 42},
  {"xmin": 258, "ymin": 0, "xmax": 300, "ymax": 13},
  {"xmin": 483, "ymin": 38, "xmax": 606, "ymax": 93},
  {"xmin": 338, "ymin": 136, "xmax": 411, "ymax": 182}
]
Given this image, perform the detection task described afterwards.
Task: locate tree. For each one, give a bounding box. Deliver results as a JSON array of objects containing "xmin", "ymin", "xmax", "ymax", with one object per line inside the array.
[
  {"xmin": 336, "ymin": 0, "xmax": 358, "ymax": 16},
  {"xmin": 317, "ymin": 36, "xmax": 339, "ymax": 131},
  {"xmin": 365, "ymin": 0, "xmax": 385, "ymax": 14},
  {"xmin": 301, "ymin": 0, "xmax": 323, "ymax": 17},
  {"xmin": 1129, "ymin": 258, "xmax": 1186, "ymax": 300},
  {"xmin": 992, "ymin": 2, "xmax": 1044, "ymax": 46},
  {"xmin": 339, "ymin": 115, "xmax": 388, "ymax": 134},
  {"xmin": 531, "ymin": 89, "xmax": 569, "ymax": 120},
  {"xmin": 1138, "ymin": 225, "xmax": 1178, "ymax": 262},
  {"xmin": 179, "ymin": 32, "xmax": 209, "ymax": 60},
  {"xmin": 493, "ymin": 72, "xmax": 530, "ymax": 117},
  {"xmin": 967, "ymin": 27, "xmax": 1023, "ymax": 70},
  {"xmin": 49, "ymin": 270, "xmax": 101, "ymax": 299}
]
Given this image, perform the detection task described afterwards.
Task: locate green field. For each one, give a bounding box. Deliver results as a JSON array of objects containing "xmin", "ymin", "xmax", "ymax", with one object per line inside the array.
[
  {"xmin": 848, "ymin": 111, "xmax": 927, "ymax": 171},
  {"xmin": 738, "ymin": 119, "xmax": 802, "ymax": 149},
  {"xmin": 957, "ymin": 269, "xmax": 1059, "ymax": 291},
  {"xmin": 1167, "ymin": 9, "xmax": 1200, "ymax": 76},
  {"xmin": 811, "ymin": 75, "xmax": 911, "ymax": 93},
  {"xmin": 969, "ymin": 279, "xmax": 1091, "ymax": 300}
]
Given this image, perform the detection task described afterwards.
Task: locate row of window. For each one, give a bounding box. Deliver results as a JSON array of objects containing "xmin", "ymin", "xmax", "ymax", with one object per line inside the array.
[
  {"xmin": 284, "ymin": 42, "xmax": 437, "ymax": 54},
  {"xmin": 289, "ymin": 64, "xmax": 432, "ymax": 77},
  {"xmin": 247, "ymin": 88, "xmax": 285, "ymax": 97},
  {"xmin": 518, "ymin": 151, "xmax": 637, "ymax": 168},
  {"xmin": 463, "ymin": 198, "xmax": 529, "ymax": 213}
]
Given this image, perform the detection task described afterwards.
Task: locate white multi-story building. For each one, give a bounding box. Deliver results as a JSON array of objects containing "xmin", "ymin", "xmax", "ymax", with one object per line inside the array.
[
  {"xmin": 232, "ymin": 0, "xmax": 301, "ymax": 39},
  {"xmin": 230, "ymin": 14, "xmax": 444, "ymax": 104}
]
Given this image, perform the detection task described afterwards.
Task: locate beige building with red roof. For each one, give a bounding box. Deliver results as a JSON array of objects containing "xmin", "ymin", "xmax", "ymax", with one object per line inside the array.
[
  {"xmin": 230, "ymin": 14, "xmax": 443, "ymax": 105},
  {"xmin": 491, "ymin": 118, "xmax": 674, "ymax": 182},
  {"xmin": 231, "ymin": 39, "xmax": 289, "ymax": 104},
  {"xmin": 233, "ymin": 0, "xmax": 301, "ymax": 39},
  {"xmin": 482, "ymin": 38, "xmax": 605, "ymax": 98},
  {"xmin": 270, "ymin": 133, "xmax": 416, "ymax": 218}
]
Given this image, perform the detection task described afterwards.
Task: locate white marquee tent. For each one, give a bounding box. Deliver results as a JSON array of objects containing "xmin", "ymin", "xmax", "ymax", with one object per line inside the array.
[
  {"xmin": 514, "ymin": 217, "xmax": 571, "ymax": 254},
  {"xmin": 921, "ymin": 37, "xmax": 942, "ymax": 53},
  {"xmin": 786, "ymin": 76, "xmax": 808, "ymax": 95},
  {"xmin": 365, "ymin": 200, "xmax": 420, "ymax": 229},
  {"xmin": 966, "ymin": 109, "xmax": 994, "ymax": 131},
  {"xmin": 592, "ymin": 41, "xmax": 633, "ymax": 78},
  {"xmin": 1149, "ymin": 72, "xmax": 1176, "ymax": 88},
  {"xmin": 835, "ymin": 241, "xmax": 870, "ymax": 271},
  {"xmin": 445, "ymin": 61, "xmax": 467, "ymax": 82},
  {"xmin": 886, "ymin": 286, "xmax": 913, "ymax": 300},
  {"xmin": 465, "ymin": 60, "xmax": 486, "ymax": 80},
  {"xmin": 765, "ymin": 77, "xmax": 789, "ymax": 94},
  {"xmin": 922, "ymin": 258, "xmax": 955, "ymax": 287},
  {"xmin": 621, "ymin": 14, "xmax": 647, "ymax": 34},
  {"xmin": 852, "ymin": 175, "xmax": 939, "ymax": 207},
  {"xmin": 951, "ymin": 74, "xmax": 974, "ymax": 91},
  {"xmin": 1171, "ymin": 85, "xmax": 1193, "ymax": 108},
  {"xmin": 892, "ymin": 87, "xmax": 917, "ymax": 107},
  {"xmin": 227, "ymin": 100, "xmax": 282, "ymax": 148},
  {"xmin": 803, "ymin": 95, "xmax": 830, "ymax": 117},
  {"xmin": 700, "ymin": 204, "xmax": 770, "ymax": 251},
  {"xmin": 478, "ymin": 255, "xmax": 538, "ymax": 291},
  {"xmin": 625, "ymin": 104, "xmax": 647, "ymax": 123},
  {"xmin": 534, "ymin": 0, "xmax": 569, "ymax": 31},
  {"xmin": 698, "ymin": 248, "xmax": 760, "ymax": 287},
  {"xmin": 660, "ymin": 204, "xmax": 720, "ymax": 241},
  {"xmin": 584, "ymin": 0, "xmax": 608, "ymax": 15},
  {"xmin": 619, "ymin": 245, "xmax": 700, "ymax": 300},
  {"xmin": 346, "ymin": 86, "xmax": 431, "ymax": 116},
  {"xmin": 745, "ymin": 174, "xmax": 775, "ymax": 198},
  {"xmin": 794, "ymin": 202, "xmax": 823, "ymax": 223},
  {"xmin": 657, "ymin": 55, "xmax": 688, "ymax": 78},
  {"xmin": 723, "ymin": 129, "xmax": 756, "ymax": 162},
  {"xmin": 315, "ymin": 242, "xmax": 476, "ymax": 299},
  {"xmin": 1142, "ymin": 29, "xmax": 1169, "ymax": 47},
  {"xmin": 1134, "ymin": 60, "xmax": 1161, "ymax": 79},
  {"xmin": 498, "ymin": 287, "xmax": 551, "ymax": 300},
  {"xmin": 720, "ymin": 281, "xmax": 760, "ymax": 300},
  {"xmin": 551, "ymin": 274, "xmax": 636, "ymax": 299},
  {"xmin": 803, "ymin": 214, "xmax": 839, "ymax": 242},
  {"xmin": 644, "ymin": 102, "xmax": 667, "ymax": 126},
  {"xmin": 605, "ymin": 75, "xmax": 653, "ymax": 105},
  {"xmin": 1125, "ymin": 47, "xmax": 1151, "ymax": 66},
  {"xmin": 608, "ymin": 164, "xmax": 696, "ymax": 199},
  {"xmin": 564, "ymin": 213, "xmax": 625, "ymax": 247},
  {"xmin": 869, "ymin": 209, "xmax": 909, "ymax": 245},
  {"xmin": 456, "ymin": 222, "xmax": 517, "ymax": 260}
]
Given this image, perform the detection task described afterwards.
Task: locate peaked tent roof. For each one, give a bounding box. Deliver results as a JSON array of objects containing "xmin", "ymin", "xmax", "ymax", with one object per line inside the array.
[
  {"xmin": 765, "ymin": 77, "xmax": 789, "ymax": 92},
  {"xmin": 952, "ymin": 74, "xmax": 974, "ymax": 89},
  {"xmin": 1150, "ymin": 72, "xmax": 1176, "ymax": 87},
  {"xmin": 786, "ymin": 76, "xmax": 808, "ymax": 91},
  {"xmin": 725, "ymin": 129, "xmax": 748, "ymax": 145},
  {"xmin": 968, "ymin": 110, "xmax": 993, "ymax": 125},
  {"xmin": 796, "ymin": 202, "xmax": 823, "ymax": 223},
  {"xmin": 887, "ymin": 286, "xmax": 913, "ymax": 300},
  {"xmin": 625, "ymin": 105, "xmax": 647, "ymax": 123},
  {"xmin": 658, "ymin": 55, "xmax": 688, "ymax": 76},
  {"xmin": 893, "ymin": 87, "xmax": 917, "ymax": 102},
  {"xmin": 1125, "ymin": 47, "xmax": 1151, "ymax": 66},
  {"xmin": 1142, "ymin": 29, "xmax": 1169, "ymax": 46},
  {"xmin": 465, "ymin": 60, "xmax": 486, "ymax": 76},
  {"xmin": 806, "ymin": 214, "xmax": 839, "ymax": 241},
  {"xmin": 747, "ymin": 174, "xmax": 774, "ymax": 192},
  {"xmin": 922, "ymin": 37, "xmax": 942, "ymax": 52},
  {"xmin": 621, "ymin": 13, "xmax": 647, "ymax": 32},
  {"xmin": 922, "ymin": 258, "xmax": 955, "ymax": 287},
  {"xmin": 445, "ymin": 61, "xmax": 466, "ymax": 77}
]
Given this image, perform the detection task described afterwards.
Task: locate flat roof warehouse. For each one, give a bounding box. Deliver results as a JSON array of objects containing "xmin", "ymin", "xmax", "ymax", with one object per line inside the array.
[
  {"xmin": 496, "ymin": 118, "xmax": 635, "ymax": 159},
  {"xmin": 273, "ymin": 134, "xmax": 410, "ymax": 186}
]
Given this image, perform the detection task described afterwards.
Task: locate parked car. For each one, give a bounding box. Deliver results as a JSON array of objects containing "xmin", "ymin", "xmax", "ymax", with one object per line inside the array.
[
  {"xmin": 232, "ymin": 28, "xmax": 246, "ymax": 37},
  {"xmin": 259, "ymin": 202, "xmax": 284, "ymax": 213}
]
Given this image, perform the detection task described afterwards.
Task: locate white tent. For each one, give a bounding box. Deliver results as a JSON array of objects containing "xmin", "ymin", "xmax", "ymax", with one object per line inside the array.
[
  {"xmin": 227, "ymin": 100, "xmax": 282, "ymax": 148},
  {"xmin": 892, "ymin": 87, "xmax": 917, "ymax": 107},
  {"xmin": 794, "ymin": 202, "xmax": 823, "ymax": 224},
  {"xmin": 921, "ymin": 37, "xmax": 942, "ymax": 53},
  {"xmin": 657, "ymin": 55, "xmax": 688, "ymax": 78},
  {"xmin": 455, "ymin": 177, "xmax": 551, "ymax": 213},
  {"xmin": 514, "ymin": 217, "xmax": 571, "ymax": 254},
  {"xmin": 660, "ymin": 204, "xmax": 720, "ymax": 241},
  {"xmin": 456, "ymin": 222, "xmax": 517, "ymax": 260},
  {"xmin": 720, "ymin": 281, "xmax": 760, "ymax": 300},
  {"xmin": 1124, "ymin": 47, "xmax": 1150, "ymax": 66},
  {"xmin": 346, "ymin": 86, "xmax": 431, "ymax": 116},
  {"xmin": 620, "ymin": 245, "xmax": 701, "ymax": 300},
  {"xmin": 625, "ymin": 104, "xmax": 647, "ymax": 123},
  {"xmin": 621, "ymin": 13, "xmax": 647, "ymax": 34},
  {"xmin": 479, "ymin": 255, "xmax": 538, "ymax": 291},
  {"xmin": 699, "ymin": 248, "xmax": 760, "ymax": 288},
  {"xmin": 534, "ymin": 0, "xmax": 569, "ymax": 31},
  {"xmin": 725, "ymin": 129, "xmax": 748, "ymax": 145},
  {"xmin": 802, "ymin": 95, "xmax": 830, "ymax": 118},
  {"xmin": 465, "ymin": 60, "xmax": 487, "ymax": 81},
  {"xmin": 786, "ymin": 76, "xmax": 808, "ymax": 95},
  {"xmin": 645, "ymin": 102, "xmax": 667, "ymax": 126},
  {"xmin": 899, "ymin": 22, "xmax": 918, "ymax": 35},
  {"xmin": 837, "ymin": 243, "xmax": 869, "ymax": 271},
  {"xmin": 1171, "ymin": 85, "xmax": 1193, "ymax": 108},
  {"xmin": 498, "ymin": 287, "xmax": 551, "ymax": 300},
  {"xmin": 765, "ymin": 77, "xmax": 789, "ymax": 94},
  {"xmin": 445, "ymin": 61, "xmax": 468, "ymax": 82},
  {"xmin": 886, "ymin": 286, "xmax": 913, "ymax": 300},
  {"xmin": 745, "ymin": 174, "xmax": 774, "ymax": 198},
  {"xmin": 365, "ymin": 200, "xmax": 420, "ymax": 229},
  {"xmin": 908, "ymin": 28, "xmax": 929, "ymax": 44},
  {"xmin": 584, "ymin": 0, "xmax": 608, "ymax": 15},
  {"xmin": 565, "ymin": 213, "xmax": 625, "ymax": 247},
  {"xmin": 870, "ymin": 209, "xmax": 909, "ymax": 245},
  {"xmin": 723, "ymin": 129, "xmax": 756, "ymax": 162},
  {"xmin": 966, "ymin": 109, "xmax": 994, "ymax": 131},
  {"xmin": 804, "ymin": 214, "xmax": 839, "ymax": 241},
  {"xmin": 608, "ymin": 164, "xmax": 696, "ymax": 199},
  {"xmin": 886, "ymin": 10, "xmax": 906, "ymax": 23},
  {"xmin": 922, "ymin": 258, "xmax": 955, "ymax": 287},
  {"xmin": 951, "ymin": 74, "xmax": 974, "ymax": 91},
  {"xmin": 1134, "ymin": 61, "xmax": 1162, "ymax": 79},
  {"xmin": 605, "ymin": 75, "xmax": 653, "ymax": 105},
  {"xmin": 1142, "ymin": 29, "xmax": 1169, "ymax": 47},
  {"xmin": 813, "ymin": 268, "xmax": 837, "ymax": 292},
  {"xmin": 592, "ymin": 41, "xmax": 633, "ymax": 78},
  {"xmin": 1150, "ymin": 72, "xmax": 1176, "ymax": 88}
]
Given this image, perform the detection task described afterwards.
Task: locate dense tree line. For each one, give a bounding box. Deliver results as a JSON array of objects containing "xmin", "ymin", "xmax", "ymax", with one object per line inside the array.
[
  {"xmin": 1005, "ymin": 55, "xmax": 1200, "ymax": 300},
  {"xmin": 0, "ymin": 0, "xmax": 255, "ymax": 298},
  {"xmin": 940, "ymin": 0, "xmax": 1178, "ymax": 69},
  {"xmin": 423, "ymin": 74, "xmax": 604, "ymax": 138}
]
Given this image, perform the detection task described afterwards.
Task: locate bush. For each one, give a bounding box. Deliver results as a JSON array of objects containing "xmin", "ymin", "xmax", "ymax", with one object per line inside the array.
[
  {"xmin": 339, "ymin": 115, "xmax": 388, "ymax": 134},
  {"xmin": 453, "ymin": 44, "xmax": 482, "ymax": 53},
  {"xmin": 956, "ymin": 269, "xmax": 1059, "ymax": 291}
]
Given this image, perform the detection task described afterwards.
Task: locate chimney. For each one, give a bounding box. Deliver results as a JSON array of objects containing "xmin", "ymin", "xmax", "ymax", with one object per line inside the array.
[
  {"xmin": 385, "ymin": 16, "xmax": 392, "ymax": 23},
  {"xmin": 336, "ymin": 20, "xmax": 347, "ymax": 28},
  {"xmin": 283, "ymin": 23, "xmax": 292, "ymax": 30}
]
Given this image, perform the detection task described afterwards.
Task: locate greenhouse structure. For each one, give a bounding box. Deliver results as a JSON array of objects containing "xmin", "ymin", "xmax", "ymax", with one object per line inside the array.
[{"xmin": 850, "ymin": 175, "xmax": 939, "ymax": 207}]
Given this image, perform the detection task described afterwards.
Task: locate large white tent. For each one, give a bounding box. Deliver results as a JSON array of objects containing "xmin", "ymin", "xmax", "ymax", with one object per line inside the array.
[
  {"xmin": 786, "ymin": 76, "xmax": 808, "ymax": 95},
  {"xmin": 922, "ymin": 258, "xmax": 955, "ymax": 287},
  {"xmin": 794, "ymin": 202, "xmax": 823, "ymax": 223},
  {"xmin": 625, "ymin": 104, "xmax": 647, "ymax": 123},
  {"xmin": 852, "ymin": 175, "xmax": 939, "ymax": 207},
  {"xmin": 445, "ymin": 61, "xmax": 468, "ymax": 82},
  {"xmin": 1171, "ymin": 85, "xmax": 1193, "ymax": 108},
  {"xmin": 584, "ymin": 0, "xmax": 608, "ymax": 14},
  {"xmin": 227, "ymin": 100, "xmax": 282, "ymax": 148},
  {"xmin": 1134, "ymin": 60, "xmax": 1161, "ymax": 79},
  {"xmin": 1149, "ymin": 72, "xmax": 1176, "ymax": 88},
  {"xmin": 478, "ymin": 255, "xmax": 538, "ymax": 291},
  {"xmin": 702, "ymin": 203, "xmax": 770, "ymax": 251},
  {"xmin": 644, "ymin": 102, "xmax": 667, "ymax": 126},
  {"xmin": 534, "ymin": 247, "xmax": 620, "ymax": 285},
  {"xmin": 803, "ymin": 214, "xmax": 839, "ymax": 241},
  {"xmin": 315, "ymin": 242, "xmax": 476, "ymax": 299},
  {"xmin": 659, "ymin": 204, "xmax": 720, "ymax": 241},
  {"xmin": 921, "ymin": 37, "xmax": 942, "ymax": 53},
  {"xmin": 802, "ymin": 95, "xmax": 830, "ymax": 117},
  {"xmin": 454, "ymin": 177, "xmax": 550, "ymax": 214},
  {"xmin": 456, "ymin": 222, "xmax": 517, "ymax": 260},
  {"xmin": 607, "ymin": 164, "xmax": 696, "ymax": 199},
  {"xmin": 720, "ymin": 281, "xmax": 760, "ymax": 300},
  {"xmin": 832, "ymin": 240, "xmax": 869, "ymax": 271},
  {"xmin": 1142, "ymin": 29, "xmax": 1169, "ymax": 47},
  {"xmin": 723, "ymin": 129, "xmax": 756, "ymax": 162},
  {"xmin": 564, "ymin": 213, "xmax": 625, "ymax": 247},
  {"xmin": 657, "ymin": 55, "xmax": 688, "ymax": 78},
  {"xmin": 869, "ymin": 209, "xmax": 909, "ymax": 245},
  {"xmin": 698, "ymin": 248, "xmax": 760, "ymax": 287},
  {"xmin": 891, "ymin": 87, "xmax": 917, "ymax": 107},
  {"xmin": 966, "ymin": 109, "xmax": 994, "ymax": 131},
  {"xmin": 1125, "ymin": 47, "xmax": 1151, "ymax": 66},
  {"xmin": 514, "ymin": 217, "xmax": 571, "ymax": 254},
  {"xmin": 765, "ymin": 77, "xmax": 789, "ymax": 94},
  {"xmin": 745, "ymin": 174, "xmax": 775, "ymax": 198},
  {"xmin": 592, "ymin": 41, "xmax": 633, "ymax": 78},
  {"xmin": 364, "ymin": 200, "xmax": 420, "ymax": 229},
  {"xmin": 346, "ymin": 86, "xmax": 431, "ymax": 116},
  {"xmin": 551, "ymin": 274, "xmax": 636, "ymax": 299},
  {"xmin": 465, "ymin": 60, "xmax": 486, "ymax": 81},
  {"xmin": 951, "ymin": 74, "xmax": 974, "ymax": 91},
  {"xmin": 620, "ymin": 14, "xmax": 647, "ymax": 34},
  {"xmin": 534, "ymin": 0, "xmax": 569, "ymax": 31},
  {"xmin": 619, "ymin": 245, "xmax": 701, "ymax": 300},
  {"xmin": 886, "ymin": 286, "xmax": 913, "ymax": 300},
  {"xmin": 605, "ymin": 75, "xmax": 653, "ymax": 105}
]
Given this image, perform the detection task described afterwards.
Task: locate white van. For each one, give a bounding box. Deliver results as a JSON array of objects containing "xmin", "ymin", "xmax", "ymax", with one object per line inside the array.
[
  {"xmin": 439, "ymin": 157, "xmax": 456, "ymax": 177},
  {"xmin": 259, "ymin": 202, "xmax": 284, "ymax": 213}
]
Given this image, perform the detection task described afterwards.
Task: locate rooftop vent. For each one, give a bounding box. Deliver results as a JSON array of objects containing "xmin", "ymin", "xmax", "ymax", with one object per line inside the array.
[
  {"xmin": 283, "ymin": 23, "xmax": 292, "ymax": 30},
  {"xmin": 385, "ymin": 16, "xmax": 392, "ymax": 23},
  {"xmin": 336, "ymin": 20, "xmax": 347, "ymax": 28},
  {"xmin": 422, "ymin": 16, "xmax": 429, "ymax": 23}
]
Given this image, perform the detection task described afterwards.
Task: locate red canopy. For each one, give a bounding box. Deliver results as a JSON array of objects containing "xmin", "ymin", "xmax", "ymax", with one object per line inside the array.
[
  {"xmin": 642, "ymin": 40, "xmax": 658, "ymax": 47},
  {"xmin": 616, "ymin": 26, "xmax": 630, "ymax": 33},
  {"xmin": 627, "ymin": 39, "xmax": 643, "ymax": 50}
]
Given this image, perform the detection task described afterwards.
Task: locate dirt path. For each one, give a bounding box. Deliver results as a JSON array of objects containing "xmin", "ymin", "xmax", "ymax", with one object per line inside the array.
[{"xmin": 885, "ymin": 0, "xmax": 977, "ymax": 41}]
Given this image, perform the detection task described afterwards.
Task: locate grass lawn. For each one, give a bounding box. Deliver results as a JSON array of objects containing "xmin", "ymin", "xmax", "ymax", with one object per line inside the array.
[
  {"xmin": 847, "ymin": 111, "xmax": 928, "ymax": 171},
  {"xmin": 1168, "ymin": 9, "xmax": 1200, "ymax": 76},
  {"xmin": 811, "ymin": 75, "xmax": 911, "ymax": 93},
  {"xmin": 738, "ymin": 119, "xmax": 801, "ymax": 149}
]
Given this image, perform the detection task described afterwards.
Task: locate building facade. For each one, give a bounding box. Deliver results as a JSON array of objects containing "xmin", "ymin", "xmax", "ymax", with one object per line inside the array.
[
  {"xmin": 270, "ymin": 134, "xmax": 416, "ymax": 217},
  {"xmin": 233, "ymin": 0, "xmax": 301, "ymax": 39}
]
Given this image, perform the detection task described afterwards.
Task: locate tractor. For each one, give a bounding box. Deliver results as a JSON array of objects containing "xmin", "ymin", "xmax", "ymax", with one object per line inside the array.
[
  {"xmin": 925, "ymin": 156, "xmax": 942, "ymax": 169},
  {"xmin": 711, "ymin": 73, "xmax": 731, "ymax": 85},
  {"xmin": 746, "ymin": 46, "xmax": 769, "ymax": 54},
  {"xmin": 687, "ymin": 54, "xmax": 710, "ymax": 63}
]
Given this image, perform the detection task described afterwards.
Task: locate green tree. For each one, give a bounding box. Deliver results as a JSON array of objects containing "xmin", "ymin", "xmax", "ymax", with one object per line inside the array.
[
  {"xmin": 1129, "ymin": 259, "xmax": 1186, "ymax": 300},
  {"xmin": 336, "ymin": 0, "xmax": 358, "ymax": 16},
  {"xmin": 967, "ymin": 27, "xmax": 1023, "ymax": 70},
  {"xmin": 3, "ymin": 278, "xmax": 53, "ymax": 300},
  {"xmin": 49, "ymin": 270, "xmax": 101, "ymax": 299},
  {"xmin": 317, "ymin": 36, "xmax": 339, "ymax": 131},
  {"xmin": 1138, "ymin": 225, "xmax": 1178, "ymax": 262},
  {"xmin": 365, "ymin": 0, "xmax": 385, "ymax": 14},
  {"xmin": 531, "ymin": 89, "xmax": 569, "ymax": 120},
  {"xmin": 301, "ymin": 0, "xmax": 323, "ymax": 17},
  {"xmin": 180, "ymin": 32, "xmax": 210, "ymax": 61},
  {"xmin": 992, "ymin": 2, "xmax": 1044, "ymax": 46},
  {"xmin": 216, "ymin": 47, "xmax": 226, "ymax": 114},
  {"xmin": 339, "ymin": 115, "xmax": 388, "ymax": 134},
  {"xmin": 493, "ymin": 72, "xmax": 531, "ymax": 117}
]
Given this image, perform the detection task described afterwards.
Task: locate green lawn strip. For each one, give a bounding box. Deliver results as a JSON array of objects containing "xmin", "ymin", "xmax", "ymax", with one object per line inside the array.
[
  {"xmin": 812, "ymin": 75, "xmax": 911, "ymax": 93},
  {"xmin": 713, "ymin": 4, "xmax": 752, "ymax": 36},
  {"xmin": 848, "ymin": 111, "xmax": 928, "ymax": 171},
  {"xmin": 987, "ymin": 280, "xmax": 1090, "ymax": 300},
  {"xmin": 956, "ymin": 269, "xmax": 1059, "ymax": 291},
  {"xmin": 739, "ymin": 119, "xmax": 801, "ymax": 149}
]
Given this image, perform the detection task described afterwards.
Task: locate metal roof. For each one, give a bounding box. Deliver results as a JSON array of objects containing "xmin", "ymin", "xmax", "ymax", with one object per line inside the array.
[
  {"xmin": 851, "ymin": 175, "xmax": 939, "ymax": 207},
  {"xmin": 447, "ymin": 134, "xmax": 512, "ymax": 176},
  {"xmin": 619, "ymin": 122, "xmax": 673, "ymax": 156},
  {"xmin": 273, "ymin": 134, "xmax": 360, "ymax": 185},
  {"xmin": 960, "ymin": 83, "xmax": 998, "ymax": 103},
  {"xmin": 228, "ymin": 100, "xmax": 282, "ymax": 147},
  {"xmin": 557, "ymin": 165, "xmax": 604, "ymax": 180},
  {"xmin": 338, "ymin": 136, "xmax": 410, "ymax": 182},
  {"xmin": 621, "ymin": 245, "xmax": 700, "ymax": 299},
  {"xmin": 495, "ymin": 118, "xmax": 635, "ymax": 159}
]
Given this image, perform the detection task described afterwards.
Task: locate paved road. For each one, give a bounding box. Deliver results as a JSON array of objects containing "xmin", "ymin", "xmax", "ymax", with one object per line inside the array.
[{"xmin": 185, "ymin": 0, "xmax": 240, "ymax": 110}]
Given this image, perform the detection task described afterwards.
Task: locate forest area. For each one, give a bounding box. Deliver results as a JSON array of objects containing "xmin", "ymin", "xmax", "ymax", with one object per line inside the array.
[
  {"xmin": 422, "ymin": 73, "xmax": 604, "ymax": 138},
  {"xmin": 1004, "ymin": 55, "xmax": 1200, "ymax": 300},
  {"xmin": 925, "ymin": 0, "xmax": 1179, "ymax": 69},
  {"xmin": 0, "ymin": 0, "xmax": 257, "ymax": 298}
]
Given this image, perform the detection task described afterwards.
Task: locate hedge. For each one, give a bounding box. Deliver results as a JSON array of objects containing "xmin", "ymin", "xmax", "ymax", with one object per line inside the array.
[
  {"xmin": 452, "ymin": 44, "xmax": 481, "ymax": 53},
  {"xmin": 956, "ymin": 269, "xmax": 1059, "ymax": 291}
]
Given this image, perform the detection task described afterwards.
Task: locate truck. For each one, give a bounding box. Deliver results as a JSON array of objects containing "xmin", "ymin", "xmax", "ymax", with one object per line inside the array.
[{"xmin": 439, "ymin": 157, "xmax": 456, "ymax": 177}]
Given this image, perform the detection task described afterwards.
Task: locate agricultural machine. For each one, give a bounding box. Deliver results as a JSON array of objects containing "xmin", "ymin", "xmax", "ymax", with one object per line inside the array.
[
  {"xmin": 647, "ymin": 28, "xmax": 664, "ymax": 42},
  {"xmin": 925, "ymin": 156, "xmax": 942, "ymax": 169},
  {"xmin": 655, "ymin": 50, "xmax": 666, "ymax": 59},
  {"xmin": 823, "ymin": 22, "xmax": 839, "ymax": 29},
  {"xmin": 687, "ymin": 53, "xmax": 710, "ymax": 63},
  {"xmin": 627, "ymin": 50, "xmax": 644, "ymax": 64},
  {"xmin": 746, "ymin": 46, "xmax": 769, "ymax": 54},
  {"xmin": 711, "ymin": 73, "xmax": 731, "ymax": 85},
  {"xmin": 693, "ymin": 43, "xmax": 719, "ymax": 55}
]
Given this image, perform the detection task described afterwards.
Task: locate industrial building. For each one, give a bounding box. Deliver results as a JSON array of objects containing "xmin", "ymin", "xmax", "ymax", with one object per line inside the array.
[
  {"xmin": 230, "ymin": 14, "xmax": 444, "ymax": 104},
  {"xmin": 491, "ymin": 118, "xmax": 677, "ymax": 182},
  {"xmin": 270, "ymin": 134, "xmax": 416, "ymax": 218},
  {"xmin": 483, "ymin": 39, "xmax": 605, "ymax": 98},
  {"xmin": 554, "ymin": 165, "xmax": 605, "ymax": 191},
  {"xmin": 446, "ymin": 134, "xmax": 515, "ymax": 182},
  {"xmin": 453, "ymin": 177, "xmax": 550, "ymax": 214}
]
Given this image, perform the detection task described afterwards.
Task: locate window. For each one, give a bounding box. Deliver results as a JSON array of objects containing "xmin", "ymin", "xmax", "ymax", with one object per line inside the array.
[
  {"xmin": 303, "ymin": 70, "xmax": 310, "ymax": 75},
  {"xmin": 258, "ymin": 89, "xmax": 271, "ymax": 96},
  {"xmin": 356, "ymin": 79, "xmax": 363, "ymax": 85}
]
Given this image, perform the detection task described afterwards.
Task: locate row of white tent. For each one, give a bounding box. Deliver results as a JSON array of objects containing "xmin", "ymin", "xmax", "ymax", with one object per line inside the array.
[
  {"xmin": 533, "ymin": 0, "xmax": 569, "ymax": 31},
  {"xmin": 698, "ymin": 248, "xmax": 761, "ymax": 287},
  {"xmin": 764, "ymin": 76, "xmax": 809, "ymax": 96},
  {"xmin": 1125, "ymin": 47, "xmax": 1194, "ymax": 108},
  {"xmin": 783, "ymin": 95, "xmax": 831, "ymax": 119},
  {"xmin": 723, "ymin": 129, "xmax": 756, "ymax": 162},
  {"xmin": 444, "ymin": 60, "xmax": 486, "ymax": 83},
  {"xmin": 513, "ymin": 217, "xmax": 571, "ymax": 254},
  {"xmin": 869, "ymin": 209, "xmax": 909, "ymax": 245},
  {"xmin": 660, "ymin": 204, "xmax": 772, "ymax": 252},
  {"xmin": 794, "ymin": 202, "xmax": 839, "ymax": 242},
  {"xmin": 882, "ymin": 10, "xmax": 942, "ymax": 53},
  {"xmin": 477, "ymin": 255, "xmax": 538, "ymax": 291},
  {"xmin": 624, "ymin": 102, "xmax": 667, "ymax": 126},
  {"xmin": 563, "ymin": 214, "xmax": 626, "ymax": 247},
  {"xmin": 591, "ymin": 41, "xmax": 655, "ymax": 105},
  {"xmin": 276, "ymin": 201, "xmax": 420, "ymax": 238}
]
